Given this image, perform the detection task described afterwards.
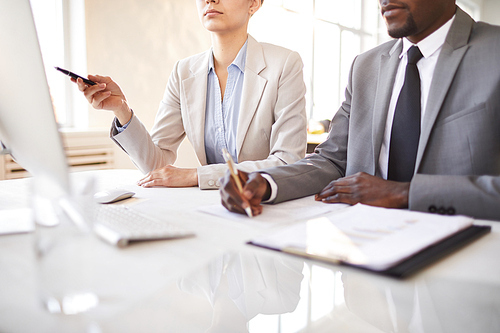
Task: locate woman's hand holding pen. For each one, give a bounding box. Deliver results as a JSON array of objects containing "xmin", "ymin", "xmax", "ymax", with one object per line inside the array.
[
  {"xmin": 220, "ymin": 170, "xmax": 270, "ymax": 217},
  {"xmin": 73, "ymin": 74, "xmax": 132, "ymax": 125}
]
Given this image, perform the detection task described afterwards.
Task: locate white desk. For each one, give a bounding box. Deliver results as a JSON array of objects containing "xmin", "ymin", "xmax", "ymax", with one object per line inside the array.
[{"xmin": 1, "ymin": 169, "xmax": 499, "ymax": 333}]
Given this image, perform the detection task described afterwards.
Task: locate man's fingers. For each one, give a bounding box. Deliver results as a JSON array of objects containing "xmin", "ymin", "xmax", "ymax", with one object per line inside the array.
[
  {"xmin": 220, "ymin": 170, "xmax": 264, "ymax": 217},
  {"xmin": 242, "ymin": 185, "xmax": 257, "ymax": 200},
  {"xmin": 316, "ymin": 180, "xmax": 353, "ymax": 201},
  {"xmin": 316, "ymin": 181, "xmax": 337, "ymax": 200},
  {"xmin": 220, "ymin": 172, "xmax": 253, "ymax": 212},
  {"xmin": 242, "ymin": 173, "xmax": 267, "ymax": 200},
  {"xmin": 222, "ymin": 200, "xmax": 246, "ymax": 215},
  {"xmin": 320, "ymin": 193, "xmax": 340, "ymax": 203},
  {"xmin": 237, "ymin": 169, "xmax": 249, "ymax": 183},
  {"xmin": 220, "ymin": 185, "xmax": 247, "ymax": 215},
  {"xmin": 321, "ymin": 192, "xmax": 357, "ymax": 205},
  {"xmin": 251, "ymin": 204, "xmax": 263, "ymax": 216},
  {"xmin": 229, "ymin": 198, "xmax": 247, "ymax": 215}
]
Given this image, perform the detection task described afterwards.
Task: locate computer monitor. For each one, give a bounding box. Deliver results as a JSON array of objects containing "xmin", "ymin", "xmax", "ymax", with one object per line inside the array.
[{"xmin": 0, "ymin": 0, "xmax": 70, "ymax": 197}]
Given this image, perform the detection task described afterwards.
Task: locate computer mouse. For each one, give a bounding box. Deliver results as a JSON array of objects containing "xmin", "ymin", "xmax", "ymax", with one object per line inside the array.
[{"xmin": 93, "ymin": 188, "xmax": 135, "ymax": 204}]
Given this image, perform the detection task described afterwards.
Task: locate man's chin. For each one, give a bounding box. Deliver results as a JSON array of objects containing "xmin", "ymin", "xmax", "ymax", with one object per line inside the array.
[
  {"xmin": 385, "ymin": 13, "xmax": 417, "ymax": 39},
  {"xmin": 387, "ymin": 23, "xmax": 418, "ymax": 39}
]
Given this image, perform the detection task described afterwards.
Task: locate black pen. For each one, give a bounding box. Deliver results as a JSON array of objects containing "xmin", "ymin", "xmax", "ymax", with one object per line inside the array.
[{"xmin": 55, "ymin": 67, "xmax": 96, "ymax": 86}]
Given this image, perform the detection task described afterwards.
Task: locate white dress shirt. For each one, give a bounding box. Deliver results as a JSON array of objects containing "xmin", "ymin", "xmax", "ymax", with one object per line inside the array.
[{"xmin": 378, "ymin": 15, "xmax": 455, "ymax": 179}]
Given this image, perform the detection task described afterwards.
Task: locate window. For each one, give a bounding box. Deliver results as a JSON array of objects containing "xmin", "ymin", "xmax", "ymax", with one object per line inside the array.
[
  {"xmin": 250, "ymin": 0, "xmax": 481, "ymax": 122},
  {"xmin": 249, "ymin": 0, "xmax": 381, "ymax": 121},
  {"xmin": 457, "ymin": 0, "xmax": 481, "ymax": 20},
  {"xmin": 30, "ymin": 0, "xmax": 88, "ymax": 128}
]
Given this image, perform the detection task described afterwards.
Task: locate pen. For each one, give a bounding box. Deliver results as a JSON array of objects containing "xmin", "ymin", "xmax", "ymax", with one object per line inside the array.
[
  {"xmin": 222, "ymin": 148, "xmax": 253, "ymax": 217},
  {"xmin": 55, "ymin": 67, "xmax": 96, "ymax": 86}
]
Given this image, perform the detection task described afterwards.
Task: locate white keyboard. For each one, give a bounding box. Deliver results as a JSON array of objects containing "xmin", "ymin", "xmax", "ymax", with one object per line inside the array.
[{"xmin": 93, "ymin": 204, "xmax": 194, "ymax": 247}]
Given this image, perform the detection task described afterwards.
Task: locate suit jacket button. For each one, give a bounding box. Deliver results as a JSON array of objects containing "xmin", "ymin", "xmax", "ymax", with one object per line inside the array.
[
  {"xmin": 438, "ymin": 207, "xmax": 446, "ymax": 215},
  {"xmin": 208, "ymin": 180, "xmax": 215, "ymax": 187},
  {"xmin": 429, "ymin": 205, "xmax": 437, "ymax": 213},
  {"xmin": 447, "ymin": 207, "xmax": 456, "ymax": 215}
]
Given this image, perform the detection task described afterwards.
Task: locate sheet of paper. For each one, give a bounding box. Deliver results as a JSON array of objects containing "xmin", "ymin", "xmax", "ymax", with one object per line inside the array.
[
  {"xmin": 0, "ymin": 208, "xmax": 34, "ymax": 235},
  {"xmin": 251, "ymin": 204, "xmax": 474, "ymax": 270},
  {"xmin": 197, "ymin": 197, "xmax": 349, "ymax": 228}
]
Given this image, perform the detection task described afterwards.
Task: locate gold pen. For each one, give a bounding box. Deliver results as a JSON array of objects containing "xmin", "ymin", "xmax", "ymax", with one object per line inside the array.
[{"xmin": 222, "ymin": 148, "xmax": 253, "ymax": 217}]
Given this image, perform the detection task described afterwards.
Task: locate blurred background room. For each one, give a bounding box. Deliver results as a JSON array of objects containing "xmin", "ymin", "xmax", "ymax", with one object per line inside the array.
[{"xmin": 3, "ymin": 0, "xmax": 498, "ymax": 179}]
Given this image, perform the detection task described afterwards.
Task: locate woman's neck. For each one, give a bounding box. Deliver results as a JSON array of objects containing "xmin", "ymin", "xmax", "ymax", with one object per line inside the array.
[{"xmin": 211, "ymin": 30, "xmax": 248, "ymax": 71}]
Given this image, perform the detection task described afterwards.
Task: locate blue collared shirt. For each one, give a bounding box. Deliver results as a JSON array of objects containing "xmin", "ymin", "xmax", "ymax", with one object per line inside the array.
[
  {"xmin": 204, "ymin": 40, "xmax": 247, "ymax": 165},
  {"xmin": 116, "ymin": 41, "xmax": 248, "ymax": 165}
]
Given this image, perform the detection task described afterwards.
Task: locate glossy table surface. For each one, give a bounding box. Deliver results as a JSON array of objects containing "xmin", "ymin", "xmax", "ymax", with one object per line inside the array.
[{"xmin": 0, "ymin": 169, "xmax": 499, "ymax": 333}]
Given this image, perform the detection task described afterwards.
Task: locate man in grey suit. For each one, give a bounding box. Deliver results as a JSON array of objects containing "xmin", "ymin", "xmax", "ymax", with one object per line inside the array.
[{"xmin": 220, "ymin": 0, "xmax": 500, "ymax": 221}]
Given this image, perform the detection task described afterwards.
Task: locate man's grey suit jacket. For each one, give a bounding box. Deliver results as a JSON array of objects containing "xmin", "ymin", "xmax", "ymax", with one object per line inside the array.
[{"xmin": 263, "ymin": 7, "xmax": 500, "ymax": 221}]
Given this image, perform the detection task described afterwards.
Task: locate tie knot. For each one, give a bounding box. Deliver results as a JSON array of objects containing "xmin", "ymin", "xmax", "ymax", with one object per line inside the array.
[{"xmin": 407, "ymin": 46, "xmax": 423, "ymax": 65}]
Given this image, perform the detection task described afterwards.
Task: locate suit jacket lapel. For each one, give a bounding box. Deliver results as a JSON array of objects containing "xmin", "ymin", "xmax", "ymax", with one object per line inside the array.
[
  {"xmin": 415, "ymin": 7, "xmax": 473, "ymax": 172},
  {"xmin": 237, "ymin": 35, "xmax": 267, "ymax": 155},
  {"xmin": 372, "ymin": 40, "xmax": 401, "ymax": 176},
  {"xmin": 181, "ymin": 51, "xmax": 211, "ymax": 165}
]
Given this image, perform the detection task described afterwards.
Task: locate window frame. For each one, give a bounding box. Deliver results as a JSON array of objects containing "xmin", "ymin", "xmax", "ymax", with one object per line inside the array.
[
  {"xmin": 250, "ymin": 0, "xmax": 482, "ymax": 122},
  {"xmin": 30, "ymin": 0, "xmax": 88, "ymax": 128},
  {"xmin": 250, "ymin": 0, "xmax": 382, "ymax": 121}
]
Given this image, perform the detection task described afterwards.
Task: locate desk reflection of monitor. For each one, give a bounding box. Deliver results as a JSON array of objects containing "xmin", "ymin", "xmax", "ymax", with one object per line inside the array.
[{"xmin": 0, "ymin": 0, "xmax": 70, "ymax": 198}]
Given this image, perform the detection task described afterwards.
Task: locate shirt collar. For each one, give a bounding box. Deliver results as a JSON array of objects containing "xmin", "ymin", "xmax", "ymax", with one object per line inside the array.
[
  {"xmin": 400, "ymin": 14, "xmax": 456, "ymax": 59},
  {"xmin": 208, "ymin": 38, "xmax": 249, "ymax": 73}
]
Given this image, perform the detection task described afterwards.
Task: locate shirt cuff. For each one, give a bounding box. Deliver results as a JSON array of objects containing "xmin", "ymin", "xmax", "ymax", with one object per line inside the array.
[
  {"xmin": 261, "ymin": 173, "xmax": 278, "ymax": 203},
  {"xmin": 115, "ymin": 115, "xmax": 134, "ymax": 133}
]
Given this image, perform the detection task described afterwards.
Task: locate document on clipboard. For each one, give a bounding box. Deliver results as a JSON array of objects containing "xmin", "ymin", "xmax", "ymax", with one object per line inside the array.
[{"xmin": 249, "ymin": 204, "xmax": 491, "ymax": 277}]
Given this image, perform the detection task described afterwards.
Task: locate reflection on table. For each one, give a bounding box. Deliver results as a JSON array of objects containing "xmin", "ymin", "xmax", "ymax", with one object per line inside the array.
[
  {"xmin": 1, "ymin": 170, "xmax": 499, "ymax": 333},
  {"xmin": 95, "ymin": 246, "xmax": 500, "ymax": 333}
]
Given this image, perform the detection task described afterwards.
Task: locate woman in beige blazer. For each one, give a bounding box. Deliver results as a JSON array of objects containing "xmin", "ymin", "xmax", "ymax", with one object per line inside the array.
[{"xmin": 75, "ymin": 0, "xmax": 307, "ymax": 190}]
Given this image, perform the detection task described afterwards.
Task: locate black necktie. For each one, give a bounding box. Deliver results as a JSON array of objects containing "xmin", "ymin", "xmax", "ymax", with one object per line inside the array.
[{"xmin": 388, "ymin": 46, "xmax": 424, "ymax": 182}]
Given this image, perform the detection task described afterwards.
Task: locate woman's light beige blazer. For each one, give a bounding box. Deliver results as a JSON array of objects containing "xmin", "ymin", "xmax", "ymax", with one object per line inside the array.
[{"xmin": 111, "ymin": 35, "xmax": 307, "ymax": 189}]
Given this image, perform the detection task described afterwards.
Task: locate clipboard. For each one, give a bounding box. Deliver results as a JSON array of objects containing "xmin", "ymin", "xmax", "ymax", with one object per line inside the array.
[
  {"xmin": 381, "ymin": 224, "xmax": 490, "ymax": 277},
  {"xmin": 249, "ymin": 225, "xmax": 490, "ymax": 278},
  {"xmin": 248, "ymin": 204, "xmax": 492, "ymax": 278}
]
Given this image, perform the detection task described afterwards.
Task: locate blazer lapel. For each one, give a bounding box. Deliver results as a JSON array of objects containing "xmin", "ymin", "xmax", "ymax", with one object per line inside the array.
[
  {"xmin": 237, "ymin": 35, "xmax": 267, "ymax": 155},
  {"xmin": 415, "ymin": 7, "xmax": 473, "ymax": 172},
  {"xmin": 181, "ymin": 51, "xmax": 211, "ymax": 165},
  {"xmin": 372, "ymin": 40, "xmax": 401, "ymax": 176}
]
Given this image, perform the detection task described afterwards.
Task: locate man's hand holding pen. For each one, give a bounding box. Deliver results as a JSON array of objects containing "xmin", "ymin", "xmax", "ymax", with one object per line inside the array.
[{"xmin": 219, "ymin": 170, "xmax": 270, "ymax": 217}]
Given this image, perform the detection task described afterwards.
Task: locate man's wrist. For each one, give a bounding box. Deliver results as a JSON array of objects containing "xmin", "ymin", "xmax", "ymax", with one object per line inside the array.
[
  {"xmin": 395, "ymin": 182, "xmax": 410, "ymax": 208},
  {"xmin": 260, "ymin": 173, "xmax": 277, "ymax": 203}
]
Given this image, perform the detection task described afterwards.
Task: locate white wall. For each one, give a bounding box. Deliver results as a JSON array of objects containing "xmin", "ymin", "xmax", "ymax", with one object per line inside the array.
[
  {"xmin": 84, "ymin": 0, "xmax": 500, "ymax": 170},
  {"xmin": 482, "ymin": 0, "xmax": 500, "ymax": 25},
  {"xmin": 459, "ymin": 0, "xmax": 500, "ymax": 24},
  {"xmin": 85, "ymin": 0, "xmax": 211, "ymax": 169}
]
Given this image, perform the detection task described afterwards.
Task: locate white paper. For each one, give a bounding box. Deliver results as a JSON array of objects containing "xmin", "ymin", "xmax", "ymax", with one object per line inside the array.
[
  {"xmin": 251, "ymin": 204, "xmax": 474, "ymax": 270},
  {"xmin": 197, "ymin": 197, "xmax": 349, "ymax": 228}
]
